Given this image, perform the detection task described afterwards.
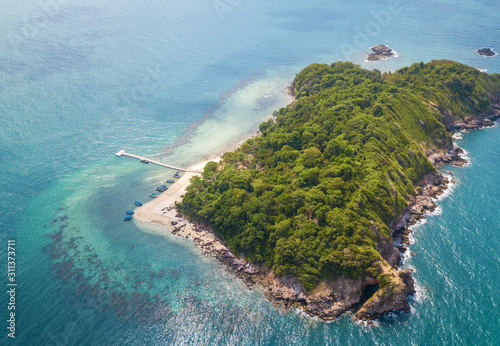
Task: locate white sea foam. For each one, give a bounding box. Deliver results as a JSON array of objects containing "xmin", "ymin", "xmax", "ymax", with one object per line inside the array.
[
  {"xmin": 400, "ymin": 246, "xmax": 412, "ymax": 265},
  {"xmin": 428, "ymin": 205, "xmax": 442, "ymax": 216},
  {"xmin": 407, "ymin": 231, "xmax": 415, "ymax": 245},
  {"xmin": 295, "ymin": 308, "xmax": 323, "ymax": 323},
  {"xmin": 409, "ymin": 279, "xmax": 428, "ymax": 304},
  {"xmin": 434, "ymin": 174, "xmax": 456, "ymax": 202},
  {"xmin": 409, "ymin": 217, "xmax": 427, "ymax": 230},
  {"xmin": 403, "ymin": 171, "xmax": 456, "ymax": 267},
  {"xmin": 452, "ymin": 132, "xmax": 463, "ymax": 140},
  {"xmin": 355, "ymin": 318, "xmax": 380, "ymax": 328},
  {"xmin": 458, "ymin": 148, "xmax": 471, "ymax": 166},
  {"xmin": 384, "ymin": 311, "xmax": 399, "ymax": 320},
  {"xmin": 482, "ymin": 121, "xmax": 498, "ymax": 129}
]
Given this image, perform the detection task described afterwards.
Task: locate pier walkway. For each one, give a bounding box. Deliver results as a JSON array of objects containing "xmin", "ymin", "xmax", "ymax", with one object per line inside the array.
[{"xmin": 115, "ymin": 150, "xmax": 202, "ymax": 173}]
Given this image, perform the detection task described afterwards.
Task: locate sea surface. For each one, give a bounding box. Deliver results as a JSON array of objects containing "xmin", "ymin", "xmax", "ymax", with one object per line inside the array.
[{"xmin": 0, "ymin": 0, "xmax": 499, "ymax": 344}]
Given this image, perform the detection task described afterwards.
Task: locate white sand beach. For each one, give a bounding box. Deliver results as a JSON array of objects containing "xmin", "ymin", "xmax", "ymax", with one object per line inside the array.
[{"xmin": 133, "ymin": 158, "xmax": 228, "ymax": 252}]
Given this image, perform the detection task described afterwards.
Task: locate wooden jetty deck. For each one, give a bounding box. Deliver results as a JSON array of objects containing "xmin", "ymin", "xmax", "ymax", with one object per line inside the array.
[{"xmin": 115, "ymin": 150, "xmax": 202, "ymax": 173}]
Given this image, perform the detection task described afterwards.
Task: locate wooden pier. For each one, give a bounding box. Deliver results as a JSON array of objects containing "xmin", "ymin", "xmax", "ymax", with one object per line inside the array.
[{"xmin": 115, "ymin": 150, "xmax": 202, "ymax": 173}]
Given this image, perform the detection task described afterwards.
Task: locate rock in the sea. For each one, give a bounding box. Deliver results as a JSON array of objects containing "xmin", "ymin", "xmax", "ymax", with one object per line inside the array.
[
  {"xmin": 355, "ymin": 264, "xmax": 415, "ymax": 320},
  {"xmin": 475, "ymin": 47, "xmax": 496, "ymax": 57},
  {"xmin": 367, "ymin": 44, "xmax": 396, "ymax": 61}
]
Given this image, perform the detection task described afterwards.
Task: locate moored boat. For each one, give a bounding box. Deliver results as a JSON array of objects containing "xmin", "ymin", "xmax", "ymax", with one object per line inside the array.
[
  {"xmin": 156, "ymin": 185, "xmax": 168, "ymax": 192},
  {"xmin": 149, "ymin": 193, "xmax": 158, "ymax": 198},
  {"xmin": 166, "ymin": 179, "xmax": 175, "ymax": 183},
  {"xmin": 140, "ymin": 159, "xmax": 149, "ymax": 164},
  {"xmin": 124, "ymin": 216, "xmax": 133, "ymax": 221},
  {"xmin": 173, "ymin": 172, "xmax": 181, "ymax": 178},
  {"xmin": 126, "ymin": 211, "xmax": 134, "ymax": 215},
  {"xmin": 134, "ymin": 201, "xmax": 142, "ymax": 206}
]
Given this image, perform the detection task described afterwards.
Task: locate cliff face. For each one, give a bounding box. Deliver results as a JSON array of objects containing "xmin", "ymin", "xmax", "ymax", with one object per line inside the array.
[
  {"xmin": 214, "ymin": 247, "xmax": 414, "ymax": 320},
  {"xmin": 436, "ymin": 90, "xmax": 500, "ymax": 130},
  {"xmin": 270, "ymin": 275, "xmax": 371, "ymax": 320}
]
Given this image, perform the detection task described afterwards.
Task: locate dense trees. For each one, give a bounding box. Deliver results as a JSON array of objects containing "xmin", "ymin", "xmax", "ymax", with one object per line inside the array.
[{"xmin": 179, "ymin": 60, "xmax": 500, "ymax": 290}]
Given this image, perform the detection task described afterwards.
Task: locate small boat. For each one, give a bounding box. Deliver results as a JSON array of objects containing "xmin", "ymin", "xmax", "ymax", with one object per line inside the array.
[
  {"xmin": 166, "ymin": 179, "xmax": 175, "ymax": 184},
  {"xmin": 156, "ymin": 185, "xmax": 168, "ymax": 192},
  {"xmin": 134, "ymin": 201, "xmax": 142, "ymax": 206},
  {"xmin": 149, "ymin": 193, "xmax": 158, "ymax": 198},
  {"xmin": 126, "ymin": 211, "xmax": 134, "ymax": 215},
  {"xmin": 140, "ymin": 159, "xmax": 149, "ymax": 164},
  {"xmin": 124, "ymin": 216, "xmax": 133, "ymax": 221},
  {"xmin": 173, "ymin": 172, "xmax": 181, "ymax": 178}
]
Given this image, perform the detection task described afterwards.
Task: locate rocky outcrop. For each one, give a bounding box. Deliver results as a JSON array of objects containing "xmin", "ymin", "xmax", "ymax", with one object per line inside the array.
[
  {"xmin": 475, "ymin": 47, "xmax": 497, "ymax": 57},
  {"xmin": 355, "ymin": 265, "xmax": 414, "ymax": 320},
  {"xmin": 367, "ymin": 44, "xmax": 396, "ymax": 61},
  {"xmin": 391, "ymin": 170, "xmax": 452, "ymax": 255},
  {"xmin": 428, "ymin": 146, "xmax": 467, "ymax": 167},
  {"xmin": 376, "ymin": 233, "xmax": 401, "ymax": 268},
  {"xmin": 206, "ymin": 239, "xmax": 414, "ymax": 322},
  {"xmin": 301, "ymin": 277, "xmax": 370, "ymax": 320},
  {"xmin": 450, "ymin": 117, "xmax": 497, "ymax": 130},
  {"xmin": 389, "ymin": 172, "xmax": 449, "ymax": 233},
  {"xmin": 287, "ymin": 81, "xmax": 297, "ymax": 97},
  {"xmin": 261, "ymin": 261, "xmax": 414, "ymax": 322},
  {"xmin": 430, "ymin": 90, "xmax": 500, "ymax": 131}
]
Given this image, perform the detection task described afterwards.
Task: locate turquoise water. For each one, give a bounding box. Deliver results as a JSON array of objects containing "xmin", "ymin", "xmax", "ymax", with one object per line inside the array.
[{"xmin": 0, "ymin": 0, "xmax": 499, "ymax": 344}]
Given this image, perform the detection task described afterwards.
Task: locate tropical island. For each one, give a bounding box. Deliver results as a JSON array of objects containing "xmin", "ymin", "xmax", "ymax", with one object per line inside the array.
[{"xmin": 136, "ymin": 60, "xmax": 500, "ymax": 321}]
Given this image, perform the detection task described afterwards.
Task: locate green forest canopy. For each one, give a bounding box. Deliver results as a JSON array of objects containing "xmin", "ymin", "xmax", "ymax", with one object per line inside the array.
[{"xmin": 179, "ymin": 60, "xmax": 500, "ymax": 290}]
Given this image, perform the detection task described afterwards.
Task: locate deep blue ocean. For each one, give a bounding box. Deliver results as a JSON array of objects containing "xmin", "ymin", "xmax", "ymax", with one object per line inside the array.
[{"xmin": 0, "ymin": 0, "xmax": 499, "ymax": 344}]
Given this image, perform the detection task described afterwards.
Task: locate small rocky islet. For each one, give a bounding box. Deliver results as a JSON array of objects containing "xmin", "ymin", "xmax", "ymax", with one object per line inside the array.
[
  {"xmin": 475, "ymin": 47, "xmax": 496, "ymax": 57},
  {"xmin": 366, "ymin": 44, "xmax": 397, "ymax": 61}
]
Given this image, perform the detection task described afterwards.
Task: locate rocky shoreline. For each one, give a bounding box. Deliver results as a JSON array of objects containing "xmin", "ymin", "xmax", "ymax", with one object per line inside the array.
[
  {"xmin": 392, "ymin": 113, "xmax": 499, "ymax": 259},
  {"xmin": 391, "ymin": 150, "xmax": 461, "ymax": 258},
  {"xmin": 167, "ymin": 110, "xmax": 499, "ymax": 323}
]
